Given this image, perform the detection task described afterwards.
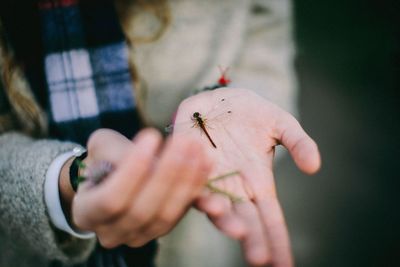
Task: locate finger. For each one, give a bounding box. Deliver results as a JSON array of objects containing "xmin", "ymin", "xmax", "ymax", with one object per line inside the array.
[
  {"xmin": 242, "ymin": 163, "xmax": 293, "ymax": 266},
  {"xmin": 95, "ymin": 224, "xmax": 125, "ymax": 249},
  {"xmin": 151, "ymin": 143, "xmax": 211, "ymax": 232},
  {"xmin": 234, "ymin": 201, "xmax": 271, "ymax": 266},
  {"xmin": 95, "ymin": 219, "xmax": 155, "ymax": 249},
  {"xmin": 131, "ymin": 154, "xmax": 209, "ymax": 242},
  {"xmin": 276, "ymin": 113, "xmax": 321, "ymax": 174},
  {"xmin": 105, "ymin": 136, "xmax": 209, "ymax": 243},
  {"xmin": 86, "ymin": 128, "xmax": 131, "ymax": 165},
  {"xmin": 200, "ymin": 193, "xmax": 247, "ymax": 240},
  {"xmin": 195, "ymin": 191, "xmax": 227, "ymax": 217},
  {"xmin": 257, "ymin": 197, "xmax": 293, "ymax": 267},
  {"xmin": 73, "ymin": 128, "xmax": 162, "ymax": 227},
  {"xmin": 130, "ymin": 136, "xmax": 207, "ymax": 227},
  {"xmin": 94, "ymin": 128, "xmax": 162, "ymax": 197},
  {"xmin": 125, "ymin": 236, "xmax": 154, "ymax": 248}
]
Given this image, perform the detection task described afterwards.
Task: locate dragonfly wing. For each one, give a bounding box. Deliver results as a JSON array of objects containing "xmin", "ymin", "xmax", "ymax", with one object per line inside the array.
[
  {"xmin": 203, "ymin": 98, "xmax": 234, "ymax": 130},
  {"xmin": 167, "ymin": 92, "xmax": 240, "ymax": 136},
  {"xmin": 165, "ymin": 118, "xmax": 197, "ymax": 134}
]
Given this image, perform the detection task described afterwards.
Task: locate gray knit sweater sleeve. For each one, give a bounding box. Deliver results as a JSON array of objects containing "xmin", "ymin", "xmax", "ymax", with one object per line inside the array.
[{"xmin": 0, "ymin": 132, "xmax": 96, "ymax": 267}]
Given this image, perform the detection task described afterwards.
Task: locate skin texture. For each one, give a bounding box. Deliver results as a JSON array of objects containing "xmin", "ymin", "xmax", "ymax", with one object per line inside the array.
[
  {"xmin": 60, "ymin": 128, "xmax": 212, "ymax": 248},
  {"xmin": 173, "ymin": 88, "xmax": 321, "ymax": 267},
  {"xmin": 59, "ymin": 88, "xmax": 320, "ymax": 267}
]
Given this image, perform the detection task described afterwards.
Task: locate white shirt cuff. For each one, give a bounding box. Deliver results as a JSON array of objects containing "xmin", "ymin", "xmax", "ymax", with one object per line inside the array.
[{"xmin": 44, "ymin": 148, "xmax": 95, "ymax": 239}]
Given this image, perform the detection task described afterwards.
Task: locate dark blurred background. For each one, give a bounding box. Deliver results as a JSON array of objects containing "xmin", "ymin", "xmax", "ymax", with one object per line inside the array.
[{"xmin": 277, "ymin": 0, "xmax": 400, "ymax": 266}]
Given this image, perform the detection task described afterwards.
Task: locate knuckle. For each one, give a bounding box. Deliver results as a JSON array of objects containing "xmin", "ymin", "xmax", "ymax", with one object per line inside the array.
[
  {"xmin": 127, "ymin": 237, "xmax": 150, "ymax": 248},
  {"xmin": 191, "ymin": 172, "xmax": 207, "ymax": 186},
  {"xmin": 158, "ymin": 211, "xmax": 176, "ymax": 226},
  {"xmin": 125, "ymin": 225, "xmax": 157, "ymax": 247},
  {"xmin": 99, "ymin": 199, "xmax": 124, "ymax": 217},
  {"xmin": 148, "ymin": 225, "xmax": 170, "ymax": 238},
  {"xmin": 98, "ymin": 236, "xmax": 119, "ymax": 249},
  {"xmin": 130, "ymin": 208, "xmax": 152, "ymax": 227}
]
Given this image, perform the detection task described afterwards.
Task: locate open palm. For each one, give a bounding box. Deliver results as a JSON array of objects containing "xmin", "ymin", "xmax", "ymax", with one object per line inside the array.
[{"xmin": 172, "ymin": 88, "xmax": 321, "ymax": 267}]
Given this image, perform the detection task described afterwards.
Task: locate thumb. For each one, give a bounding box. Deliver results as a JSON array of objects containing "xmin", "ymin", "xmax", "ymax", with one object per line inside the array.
[{"xmin": 276, "ymin": 113, "xmax": 321, "ymax": 174}]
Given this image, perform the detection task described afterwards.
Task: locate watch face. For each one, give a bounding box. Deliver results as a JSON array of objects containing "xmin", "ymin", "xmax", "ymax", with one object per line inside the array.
[{"xmin": 73, "ymin": 147, "xmax": 86, "ymax": 157}]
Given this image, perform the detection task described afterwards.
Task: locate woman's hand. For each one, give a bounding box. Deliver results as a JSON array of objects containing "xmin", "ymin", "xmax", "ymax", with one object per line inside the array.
[
  {"xmin": 172, "ymin": 88, "xmax": 321, "ymax": 267},
  {"xmin": 67, "ymin": 128, "xmax": 211, "ymax": 248}
]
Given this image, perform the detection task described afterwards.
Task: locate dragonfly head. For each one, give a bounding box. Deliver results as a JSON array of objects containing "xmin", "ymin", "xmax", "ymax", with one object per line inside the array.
[{"xmin": 192, "ymin": 112, "xmax": 200, "ymax": 118}]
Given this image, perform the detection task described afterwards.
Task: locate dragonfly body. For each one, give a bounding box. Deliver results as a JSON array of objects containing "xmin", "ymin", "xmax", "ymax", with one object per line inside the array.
[{"xmin": 192, "ymin": 112, "xmax": 217, "ymax": 148}]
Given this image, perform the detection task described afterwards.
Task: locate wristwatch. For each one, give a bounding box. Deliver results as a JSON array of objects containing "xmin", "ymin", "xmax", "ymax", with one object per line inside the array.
[{"xmin": 69, "ymin": 147, "xmax": 87, "ymax": 192}]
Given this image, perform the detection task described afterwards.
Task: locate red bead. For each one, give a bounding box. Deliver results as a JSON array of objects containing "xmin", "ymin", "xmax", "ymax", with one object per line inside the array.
[
  {"xmin": 218, "ymin": 77, "xmax": 230, "ymax": 86},
  {"xmin": 217, "ymin": 66, "xmax": 231, "ymax": 86}
]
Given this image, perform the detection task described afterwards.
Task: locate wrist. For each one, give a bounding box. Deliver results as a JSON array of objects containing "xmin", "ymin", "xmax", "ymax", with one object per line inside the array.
[
  {"xmin": 59, "ymin": 157, "xmax": 77, "ymax": 229},
  {"xmin": 45, "ymin": 150, "xmax": 95, "ymax": 239}
]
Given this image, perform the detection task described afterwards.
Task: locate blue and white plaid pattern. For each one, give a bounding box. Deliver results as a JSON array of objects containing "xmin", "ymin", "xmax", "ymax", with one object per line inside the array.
[
  {"xmin": 38, "ymin": 1, "xmax": 156, "ymax": 266},
  {"xmin": 39, "ymin": 0, "xmax": 141, "ymax": 145},
  {"xmin": 45, "ymin": 44, "xmax": 135, "ymax": 120}
]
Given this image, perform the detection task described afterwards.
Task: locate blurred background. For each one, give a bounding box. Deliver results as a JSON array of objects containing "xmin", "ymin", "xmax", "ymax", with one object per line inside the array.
[
  {"xmin": 86, "ymin": 0, "xmax": 399, "ymax": 265},
  {"xmin": 159, "ymin": 1, "xmax": 399, "ymax": 267},
  {"xmin": 278, "ymin": 0, "xmax": 399, "ymax": 266},
  {"xmin": 1, "ymin": 0, "xmax": 397, "ymax": 266}
]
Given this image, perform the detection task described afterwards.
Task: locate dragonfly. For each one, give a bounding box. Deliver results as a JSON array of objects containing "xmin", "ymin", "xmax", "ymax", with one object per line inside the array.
[
  {"xmin": 165, "ymin": 96, "xmax": 235, "ymax": 149},
  {"xmin": 190, "ymin": 110, "xmax": 233, "ymax": 148},
  {"xmin": 165, "ymin": 92, "xmax": 253, "ymax": 202}
]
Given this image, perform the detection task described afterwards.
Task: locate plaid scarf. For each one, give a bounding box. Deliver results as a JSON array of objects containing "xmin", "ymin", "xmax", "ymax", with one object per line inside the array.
[
  {"xmin": 39, "ymin": 0, "xmax": 142, "ymax": 145},
  {"xmin": 37, "ymin": 0, "xmax": 156, "ymax": 266}
]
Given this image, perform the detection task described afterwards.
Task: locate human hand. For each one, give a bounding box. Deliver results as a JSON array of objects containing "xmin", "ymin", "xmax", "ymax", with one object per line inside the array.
[
  {"xmin": 171, "ymin": 88, "xmax": 321, "ymax": 267},
  {"xmin": 69, "ymin": 128, "xmax": 211, "ymax": 248}
]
